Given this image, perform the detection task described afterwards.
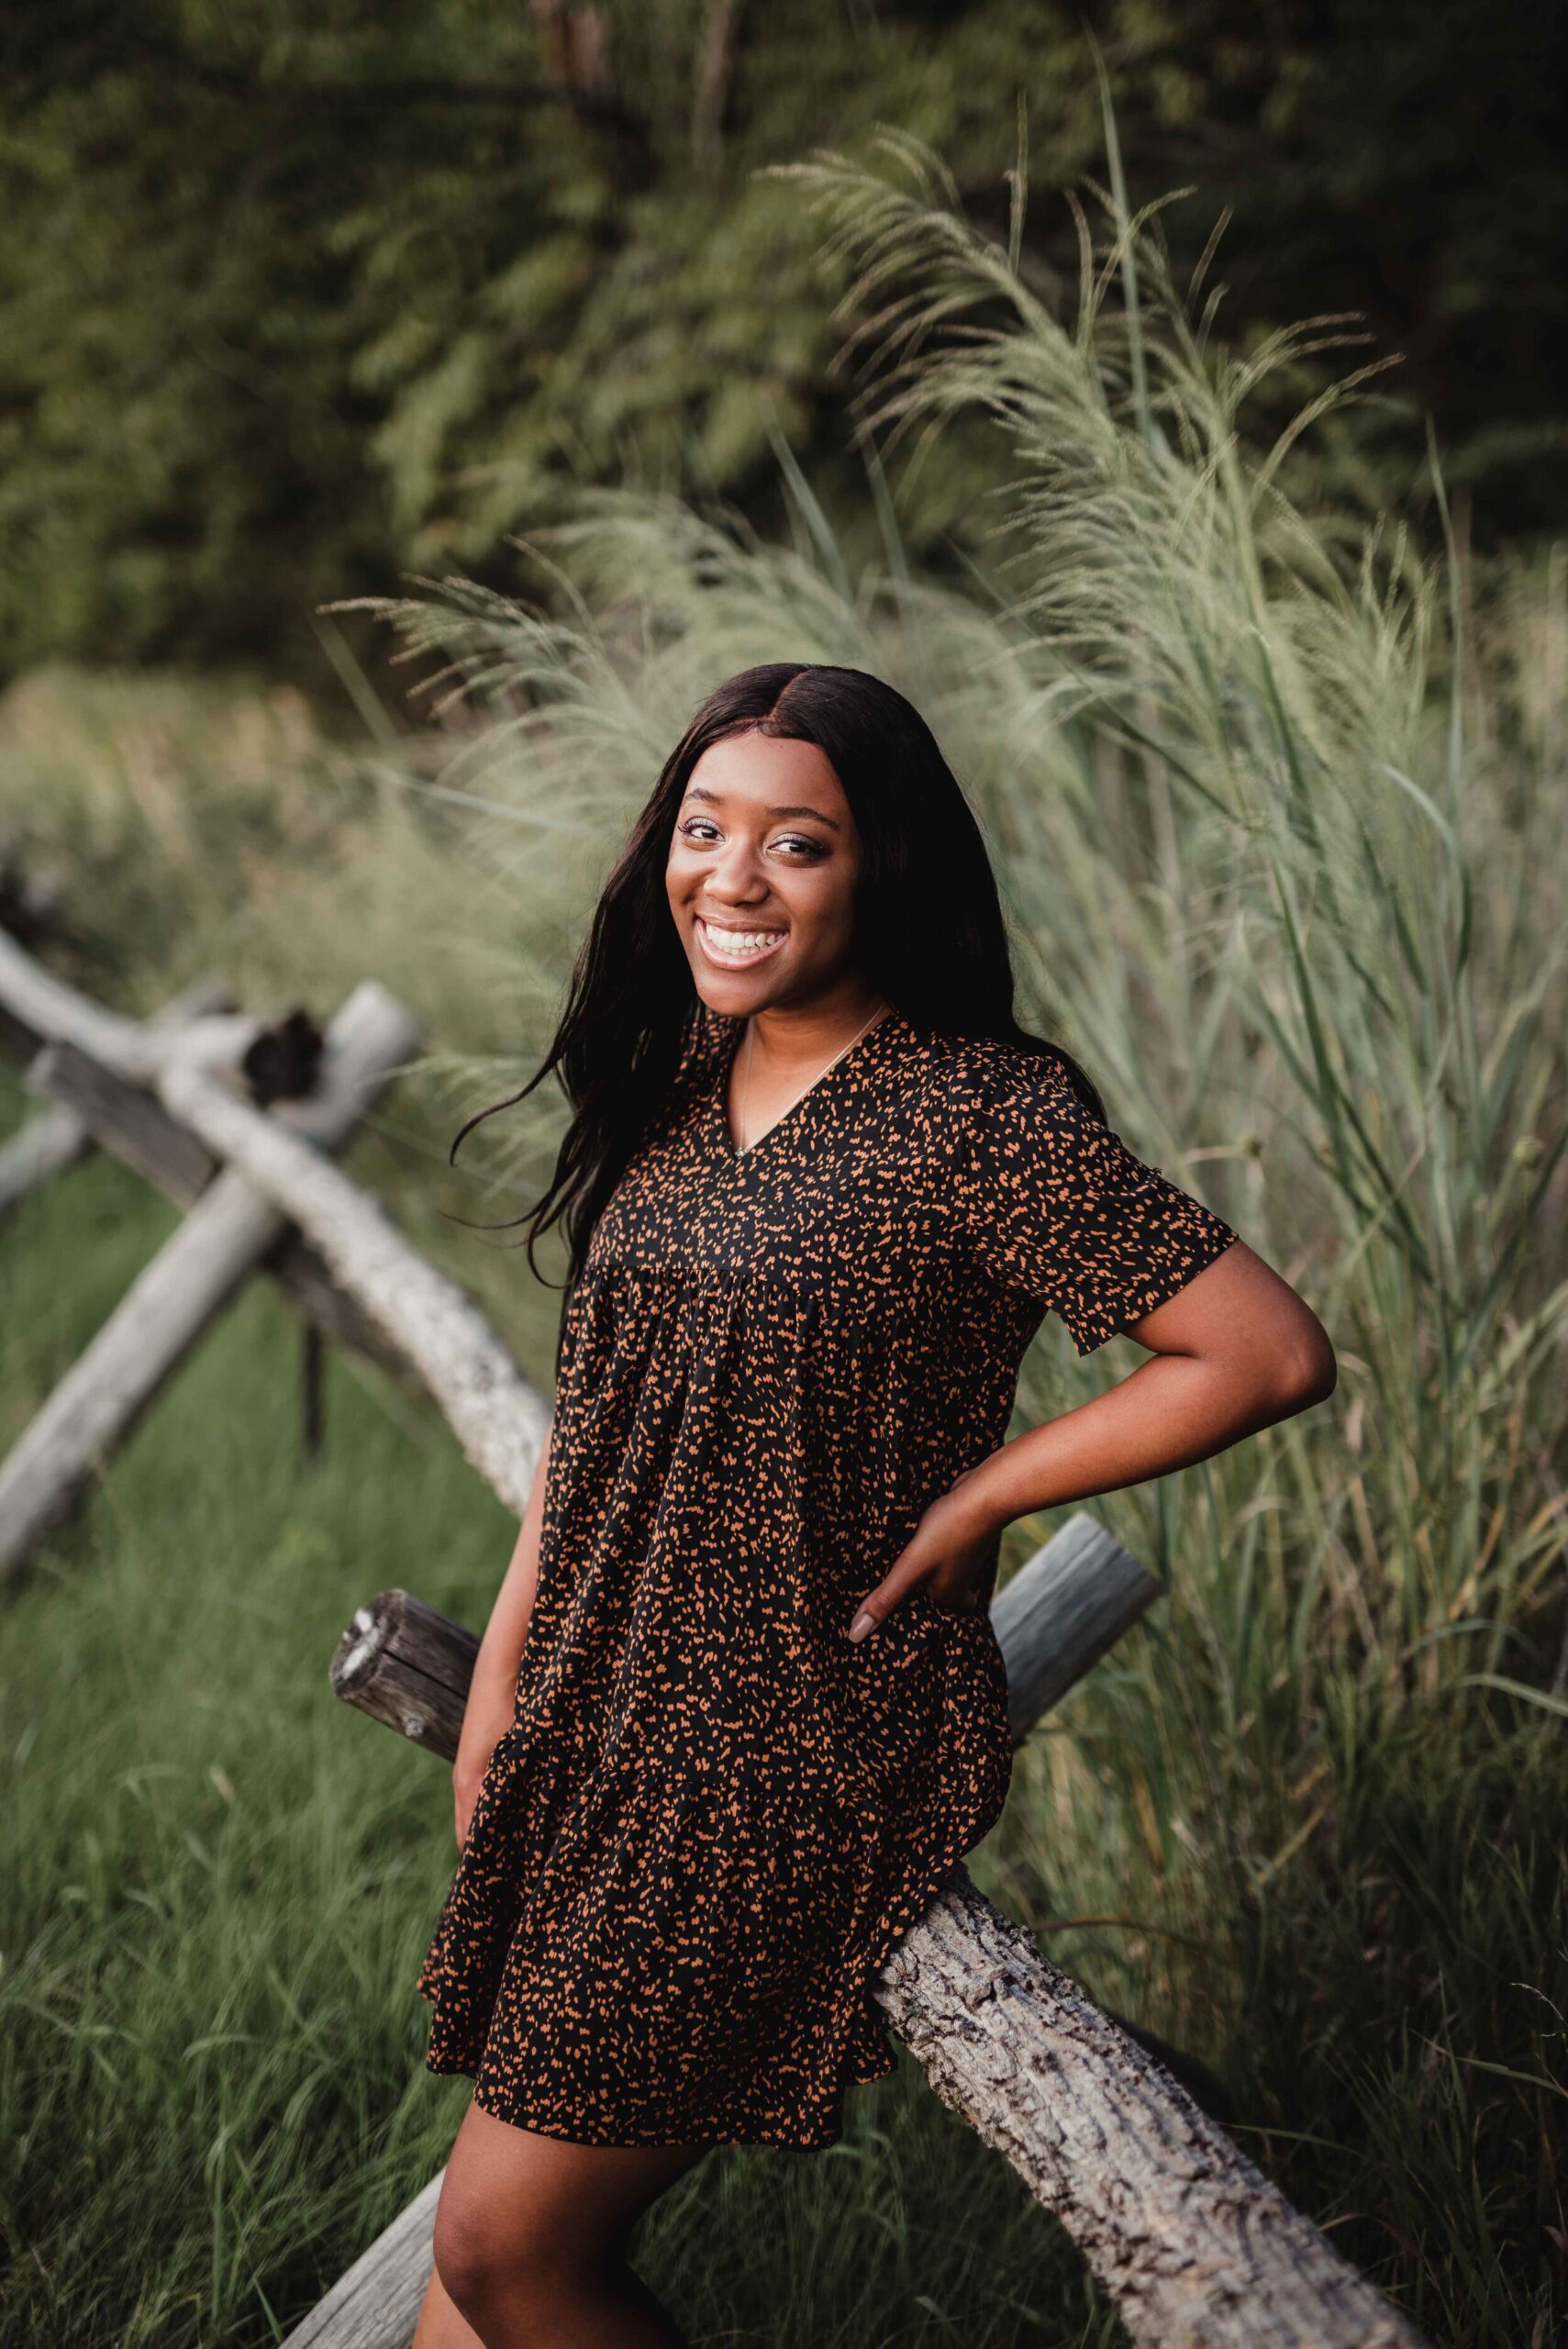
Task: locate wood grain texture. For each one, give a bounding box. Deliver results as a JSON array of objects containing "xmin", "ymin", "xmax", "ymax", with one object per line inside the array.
[
  {"xmin": 280, "ymin": 2172, "xmax": 446, "ymax": 2349},
  {"xmin": 989, "ymin": 1511, "xmax": 1159, "ymax": 1739},
  {"xmin": 881, "ymin": 1870, "xmax": 1426, "ymax": 2348},
  {"xmin": 331, "ymin": 1589, "xmax": 482, "ymax": 1758}
]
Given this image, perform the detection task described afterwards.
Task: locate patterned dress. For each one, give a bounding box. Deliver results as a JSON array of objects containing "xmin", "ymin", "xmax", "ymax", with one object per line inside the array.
[{"xmin": 416, "ymin": 1005, "xmax": 1237, "ymax": 2148}]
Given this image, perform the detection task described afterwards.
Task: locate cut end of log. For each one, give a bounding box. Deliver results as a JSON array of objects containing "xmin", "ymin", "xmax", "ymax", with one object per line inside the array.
[{"xmin": 330, "ymin": 1595, "xmax": 398, "ymax": 1695}]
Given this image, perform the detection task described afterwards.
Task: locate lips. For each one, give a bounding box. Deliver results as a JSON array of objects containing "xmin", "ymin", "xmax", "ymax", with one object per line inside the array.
[{"xmin": 695, "ymin": 916, "xmax": 787, "ymax": 969}]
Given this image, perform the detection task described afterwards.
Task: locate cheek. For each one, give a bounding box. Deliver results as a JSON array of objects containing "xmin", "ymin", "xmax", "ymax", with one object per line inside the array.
[
  {"xmin": 767, "ymin": 873, "xmax": 854, "ymax": 967},
  {"xmin": 799, "ymin": 861, "xmax": 858, "ymax": 940}
]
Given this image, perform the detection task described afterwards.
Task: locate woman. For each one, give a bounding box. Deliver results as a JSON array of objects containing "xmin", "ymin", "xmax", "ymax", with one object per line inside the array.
[{"xmin": 411, "ymin": 663, "xmax": 1334, "ymax": 2348}]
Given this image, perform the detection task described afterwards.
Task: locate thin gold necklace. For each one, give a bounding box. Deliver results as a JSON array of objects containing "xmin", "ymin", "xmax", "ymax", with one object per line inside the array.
[{"xmin": 735, "ymin": 999, "xmax": 887, "ymax": 1154}]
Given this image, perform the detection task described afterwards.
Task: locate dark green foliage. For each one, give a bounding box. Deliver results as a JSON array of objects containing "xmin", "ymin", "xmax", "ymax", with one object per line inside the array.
[{"xmin": 0, "ymin": 1, "xmax": 1562, "ymax": 682}]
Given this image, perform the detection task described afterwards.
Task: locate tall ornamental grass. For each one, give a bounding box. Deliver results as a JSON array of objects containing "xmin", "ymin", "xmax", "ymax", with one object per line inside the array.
[
  {"xmin": 2, "ymin": 129, "xmax": 1562, "ymax": 2346},
  {"xmin": 343, "ymin": 130, "xmax": 1568, "ymax": 2343}
]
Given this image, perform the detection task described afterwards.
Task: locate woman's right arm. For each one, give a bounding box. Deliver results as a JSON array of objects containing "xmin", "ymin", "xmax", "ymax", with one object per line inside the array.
[{"xmin": 452, "ymin": 1410, "xmax": 554, "ymax": 1851}]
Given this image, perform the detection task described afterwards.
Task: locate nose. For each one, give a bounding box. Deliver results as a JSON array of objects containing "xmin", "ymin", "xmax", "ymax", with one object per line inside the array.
[{"xmin": 700, "ymin": 833, "xmax": 773, "ymax": 904}]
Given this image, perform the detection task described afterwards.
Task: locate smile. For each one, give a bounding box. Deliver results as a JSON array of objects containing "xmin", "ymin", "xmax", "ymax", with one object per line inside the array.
[{"xmin": 695, "ymin": 917, "xmax": 788, "ymax": 969}]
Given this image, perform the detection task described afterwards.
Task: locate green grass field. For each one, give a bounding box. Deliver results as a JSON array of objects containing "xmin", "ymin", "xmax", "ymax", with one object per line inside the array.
[
  {"xmin": 3, "ymin": 148, "xmax": 1565, "ymax": 2346},
  {"xmin": 1, "ymin": 1049, "xmax": 1560, "ymax": 2346}
]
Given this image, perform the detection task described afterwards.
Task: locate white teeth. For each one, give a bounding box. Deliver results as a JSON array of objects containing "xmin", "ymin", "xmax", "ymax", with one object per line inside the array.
[{"xmin": 698, "ymin": 919, "xmax": 785, "ymax": 961}]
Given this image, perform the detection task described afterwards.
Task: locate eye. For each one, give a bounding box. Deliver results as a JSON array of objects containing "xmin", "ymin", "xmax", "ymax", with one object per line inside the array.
[{"xmin": 673, "ymin": 815, "xmax": 828, "ymax": 857}]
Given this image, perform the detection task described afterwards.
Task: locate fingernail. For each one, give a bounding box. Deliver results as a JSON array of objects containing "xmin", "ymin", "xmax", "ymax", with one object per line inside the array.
[{"xmin": 848, "ymin": 1609, "xmax": 875, "ymax": 1642}]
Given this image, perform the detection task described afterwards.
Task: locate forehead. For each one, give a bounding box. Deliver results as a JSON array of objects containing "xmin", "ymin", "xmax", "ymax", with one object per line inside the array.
[{"xmin": 683, "ymin": 729, "xmax": 848, "ymax": 817}]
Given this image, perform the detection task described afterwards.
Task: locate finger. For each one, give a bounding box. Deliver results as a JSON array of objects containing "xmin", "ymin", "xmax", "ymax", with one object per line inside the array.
[
  {"xmin": 846, "ymin": 1569, "xmax": 926, "ymax": 1642},
  {"xmin": 925, "ymin": 1574, "xmax": 984, "ymax": 1613}
]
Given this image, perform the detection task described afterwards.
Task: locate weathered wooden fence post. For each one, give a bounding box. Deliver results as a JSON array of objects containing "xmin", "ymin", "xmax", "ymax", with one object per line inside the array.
[{"xmin": 0, "ymin": 974, "xmax": 234, "ymax": 1219}]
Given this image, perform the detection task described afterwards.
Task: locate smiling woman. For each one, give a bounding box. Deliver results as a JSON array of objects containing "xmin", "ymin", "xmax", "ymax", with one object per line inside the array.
[
  {"xmin": 666, "ymin": 730, "xmax": 887, "ymax": 1147},
  {"xmin": 406, "ymin": 663, "xmax": 1327, "ymax": 2349}
]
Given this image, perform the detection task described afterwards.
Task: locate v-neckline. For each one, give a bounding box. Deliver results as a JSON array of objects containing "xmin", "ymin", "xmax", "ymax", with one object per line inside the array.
[{"xmin": 710, "ymin": 1006, "xmax": 905, "ymax": 1164}]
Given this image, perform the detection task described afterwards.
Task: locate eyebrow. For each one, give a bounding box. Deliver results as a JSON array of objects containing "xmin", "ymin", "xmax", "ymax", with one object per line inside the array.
[{"xmin": 682, "ymin": 785, "xmax": 841, "ymax": 830}]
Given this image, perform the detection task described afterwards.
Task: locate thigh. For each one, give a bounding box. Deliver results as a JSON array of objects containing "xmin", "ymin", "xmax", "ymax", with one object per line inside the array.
[{"xmin": 436, "ymin": 2093, "xmax": 711, "ymax": 2276}]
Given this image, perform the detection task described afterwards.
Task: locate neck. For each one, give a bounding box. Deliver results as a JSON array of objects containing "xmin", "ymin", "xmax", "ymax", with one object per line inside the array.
[{"xmin": 744, "ymin": 984, "xmax": 887, "ymax": 1074}]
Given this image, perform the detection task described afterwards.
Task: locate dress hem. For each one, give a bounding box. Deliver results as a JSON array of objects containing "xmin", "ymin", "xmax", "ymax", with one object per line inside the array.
[
  {"xmin": 416, "ymin": 1750, "xmax": 1008, "ymax": 2154},
  {"xmin": 417, "ymin": 2032, "xmax": 890, "ymax": 2153}
]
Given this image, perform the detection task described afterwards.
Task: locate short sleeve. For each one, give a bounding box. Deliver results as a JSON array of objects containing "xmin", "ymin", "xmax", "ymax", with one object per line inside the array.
[{"xmin": 960, "ymin": 1067, "xmax": 1238, "ymax": 1355}]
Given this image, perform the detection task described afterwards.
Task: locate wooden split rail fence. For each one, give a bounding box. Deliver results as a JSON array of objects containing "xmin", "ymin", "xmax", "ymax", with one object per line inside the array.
[{"xmin": 0, "ymin": 921, "xmax": 1427, "ymax": 2349}]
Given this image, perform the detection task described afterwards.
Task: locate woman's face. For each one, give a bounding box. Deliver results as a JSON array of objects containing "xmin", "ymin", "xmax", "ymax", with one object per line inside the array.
[{"xmin": 665, "ymin": 730, "xmax": 863, "ymax": 1014}]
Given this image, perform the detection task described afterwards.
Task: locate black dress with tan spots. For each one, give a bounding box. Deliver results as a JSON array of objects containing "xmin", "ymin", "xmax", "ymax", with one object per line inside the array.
[{"xmin": 416, "ymin": 1004, "xmax": 1237, "ymax": 2149}]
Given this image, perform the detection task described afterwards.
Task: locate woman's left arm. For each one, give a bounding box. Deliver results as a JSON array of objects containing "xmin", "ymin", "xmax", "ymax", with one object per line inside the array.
[{"xmin": 846, "ymin": 1238, "xmax": 1335, "ymax": 1639}]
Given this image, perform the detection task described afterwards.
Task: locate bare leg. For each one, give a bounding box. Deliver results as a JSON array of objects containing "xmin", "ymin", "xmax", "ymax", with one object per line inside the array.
[
  {"xmin": 412, "ymin": 2256, "xmax": 486, "ymax": 2349},
  {"xmin": 425, "ymin": 2092, "xmax": 711, "ymax": 2349},
  {"xmin": 412, "ymin": 2255, "xmax": 679, "ymax": 2349}
]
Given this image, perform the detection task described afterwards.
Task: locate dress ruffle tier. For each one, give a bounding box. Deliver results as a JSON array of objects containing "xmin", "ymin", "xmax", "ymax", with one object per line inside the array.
[{"xmin": 417, "ymin": 1666, "xmax": 1010, "ymax": 2147}]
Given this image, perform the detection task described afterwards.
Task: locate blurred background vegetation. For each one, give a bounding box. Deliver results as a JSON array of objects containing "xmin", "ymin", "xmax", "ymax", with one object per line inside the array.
[
  {"xmin": 1, "ymin": 8, "xmax": 1564, "ymax": 2349},
  {"xmin": 2, "ymin": 0, "xmax": 1563, "ymax": 685}
]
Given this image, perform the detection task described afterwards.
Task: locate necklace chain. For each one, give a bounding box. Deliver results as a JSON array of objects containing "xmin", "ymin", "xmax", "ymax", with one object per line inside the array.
[{"xmin": 735, "ymin": 999, "xmax": 886, "ymax": 1154}]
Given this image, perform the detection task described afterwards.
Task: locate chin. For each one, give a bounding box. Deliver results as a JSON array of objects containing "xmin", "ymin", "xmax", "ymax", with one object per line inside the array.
[{"xmin": 691, "ymin": 972, "xmax": 780, "ymax": 1016}]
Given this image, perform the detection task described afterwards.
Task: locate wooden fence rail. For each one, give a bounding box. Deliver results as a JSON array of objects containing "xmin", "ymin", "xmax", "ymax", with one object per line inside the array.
[
  {"xmin": 0, "ymin": 983, "xmax": 418, "ymax": 1580},
  {"xmin": 0, "ymin": 974, "xmax": 234, "ymax": 1219}
]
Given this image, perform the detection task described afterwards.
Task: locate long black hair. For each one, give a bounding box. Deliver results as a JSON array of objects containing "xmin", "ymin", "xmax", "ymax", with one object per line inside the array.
[{"xmin": 450, "ymin": 662, "xmax": 1106, "ymax": 1347}]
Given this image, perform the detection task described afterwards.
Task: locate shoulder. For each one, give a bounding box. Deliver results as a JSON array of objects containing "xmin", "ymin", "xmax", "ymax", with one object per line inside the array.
[{"xmin": 909, "ymin": 1026, "xmax": 1088, "ymax": 1123}]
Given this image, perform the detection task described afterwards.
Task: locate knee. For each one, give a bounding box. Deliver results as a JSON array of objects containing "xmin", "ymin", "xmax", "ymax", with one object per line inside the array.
[
  {"xmin": 432, "ymin": 2194, "xmax": 508, "ymax": 2319},
  {"xmin": 431, "ymin": 2193, "xmax": 583, "ymax": 2327}
]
